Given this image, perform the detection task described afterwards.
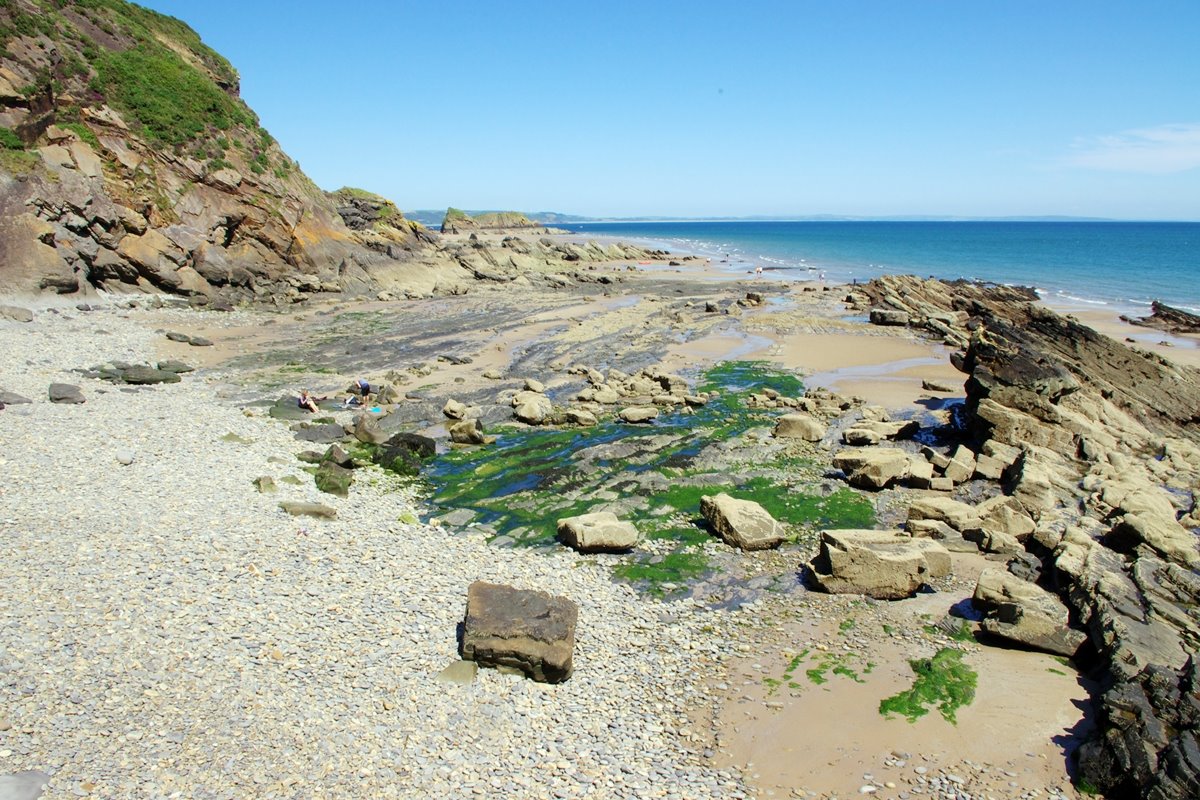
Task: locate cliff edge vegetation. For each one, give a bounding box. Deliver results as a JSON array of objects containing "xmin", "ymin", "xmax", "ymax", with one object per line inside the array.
[{"xmin": 0, "ymin": 0, "xmax": 439, "ymax": 303}]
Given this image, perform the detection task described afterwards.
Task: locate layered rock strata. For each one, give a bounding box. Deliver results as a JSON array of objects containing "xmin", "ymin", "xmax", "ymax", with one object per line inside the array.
[{"xmin": 853, "ymin": 275, "xmax": 1200, "ymax": 799}]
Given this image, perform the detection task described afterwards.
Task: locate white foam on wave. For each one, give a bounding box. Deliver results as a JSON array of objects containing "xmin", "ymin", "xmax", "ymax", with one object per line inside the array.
[{"xmin": 1053, "ymin": 291, "xmax": 1110, "ymax": 306}]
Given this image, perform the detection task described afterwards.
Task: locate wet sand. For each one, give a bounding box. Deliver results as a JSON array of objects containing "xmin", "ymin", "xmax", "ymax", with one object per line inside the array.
[{"xmin": 716, "ymin": 553, "xmax": 1094, "ymax": 799}]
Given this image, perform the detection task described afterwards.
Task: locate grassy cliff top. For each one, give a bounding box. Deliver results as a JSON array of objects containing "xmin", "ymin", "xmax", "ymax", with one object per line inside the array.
[{"xmin": 0, "ymin": 0, "xmax": 279, "ymax": 162}]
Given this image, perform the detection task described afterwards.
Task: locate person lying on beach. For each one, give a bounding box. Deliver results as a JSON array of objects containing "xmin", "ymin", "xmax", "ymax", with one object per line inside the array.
[{"xmin": 297, "ymin": 389, "xmax": 320, "ymax": 413}]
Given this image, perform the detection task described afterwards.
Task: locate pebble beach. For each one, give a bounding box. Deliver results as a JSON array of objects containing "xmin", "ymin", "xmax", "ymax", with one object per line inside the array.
[{"xmin": 0, "ymin": 300, "xmax": 747, "ymax": 799}]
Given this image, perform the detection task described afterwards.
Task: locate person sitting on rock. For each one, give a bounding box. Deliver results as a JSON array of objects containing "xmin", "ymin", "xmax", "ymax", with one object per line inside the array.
[{"xmin": 298, "ymin": 389, "xmax": 320, "ymax": 413}]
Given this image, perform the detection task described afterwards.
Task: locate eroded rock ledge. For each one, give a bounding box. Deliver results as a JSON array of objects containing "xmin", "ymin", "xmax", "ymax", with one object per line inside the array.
[{"xmin": 851, "ymin": 274, "xmax": 1200, "ymax": 799}]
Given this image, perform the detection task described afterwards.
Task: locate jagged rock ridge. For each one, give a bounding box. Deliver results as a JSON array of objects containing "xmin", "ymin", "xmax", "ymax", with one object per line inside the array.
[{"xmin": 852, "ymin": 275, "xmax": 1200, "ymax": 800}]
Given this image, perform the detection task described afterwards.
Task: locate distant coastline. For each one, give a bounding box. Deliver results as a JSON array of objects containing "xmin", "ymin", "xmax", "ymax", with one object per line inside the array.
[{"xmin": 555, "ymin": 218, "xmax": 1200, "ymax": 314}]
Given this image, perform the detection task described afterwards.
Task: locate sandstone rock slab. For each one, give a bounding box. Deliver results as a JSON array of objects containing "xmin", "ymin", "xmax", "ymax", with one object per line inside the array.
[
  {"xmin": 808, "ymin": 529, "xmax": 950, "ymax": 599},
  {"xmin": 700, "ymin": 493, "xmax": 785, "ymax": 551},
  {"xmin": 461, "ymin": 581, "xmax": 578, "ymax": 683},
  {"xmin": 557, "ymin": 511, "xmax": 640, "ymax": 553}
]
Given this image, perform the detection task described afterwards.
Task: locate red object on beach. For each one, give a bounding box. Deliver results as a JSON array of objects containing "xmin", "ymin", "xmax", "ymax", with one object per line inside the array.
[{"xmin": 637, "ymin": 260, "xmax": 651, "ymax": 265}]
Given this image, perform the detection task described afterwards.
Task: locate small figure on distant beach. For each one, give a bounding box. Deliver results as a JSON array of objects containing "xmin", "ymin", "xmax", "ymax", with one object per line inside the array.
[
  {"xmin": 297, "ymin": 389, "xmax": 320, "ymax": 413},
  {"xmin": 755, "ymin": 265, "xmax": 763, "ymax": 278}
]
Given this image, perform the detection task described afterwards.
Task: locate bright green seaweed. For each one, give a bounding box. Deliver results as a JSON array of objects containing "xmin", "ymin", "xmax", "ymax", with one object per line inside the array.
[
  {"xmin": 423, "ymin": 361, "xmax": 875, "ymax": 593},
  {"xmin": 879, "ymin": 648, "xmax": 977, "ymax": 723}
]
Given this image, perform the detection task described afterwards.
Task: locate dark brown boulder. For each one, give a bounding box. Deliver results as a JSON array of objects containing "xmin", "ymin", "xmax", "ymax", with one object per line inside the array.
[{"xmin": 460, "ymin": 581, "xmax": 578, "ymax": 683}]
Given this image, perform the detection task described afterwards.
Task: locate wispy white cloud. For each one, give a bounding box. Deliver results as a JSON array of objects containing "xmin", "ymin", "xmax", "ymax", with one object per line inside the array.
[{"xmin": 1064, "ymin": 123, "xmax": 1200, "ymax": 173}]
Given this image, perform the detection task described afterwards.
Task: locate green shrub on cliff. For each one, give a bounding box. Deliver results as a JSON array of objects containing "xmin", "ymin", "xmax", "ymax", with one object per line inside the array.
[
  {"xmin": 0, "ymin": 126, "xmax": 23, "ymax": 150},
  {"xmin": 91, "ymin": 43, "xmax": 254, "ymax": 146}
]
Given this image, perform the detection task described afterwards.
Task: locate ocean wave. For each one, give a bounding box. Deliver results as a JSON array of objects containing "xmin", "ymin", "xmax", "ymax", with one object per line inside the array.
[{"xmin": 1053, "ymin": 291, "xmax": 1110, "ymax": 306}]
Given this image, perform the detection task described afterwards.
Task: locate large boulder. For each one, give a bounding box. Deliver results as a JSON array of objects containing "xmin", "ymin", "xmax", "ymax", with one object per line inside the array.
[
  {"xmin": 773, "ymin": 413, "xmax": 826, "ymax": 441},
  {"xmin": 512, "ymin": 390, "xmax": 554, "ymax": 424},
  {"xmin": 973, "ymin": 568, "xmax": 1086, "ymax": 657},
  {"xmin": 460, "ymin": 581, "xmax": 578, "ymax": 683},
  {"xmin": 832, "ymin": 447, "xmax": 910, "ymax": 489},
  {"xmin": 807, "ymin": 529, "xmax": 951, "ymax": 600},
  {"xmin": 556, "ymin": 511, "xmax": 640, "ymax": 553},
  {"xmin": 449, "ymin": 418, "xmax": 487, "ymax": 445},
  {"xmin": 619, "ymin": 406, "xmax": 659, "ymax": 424},
  {"xmin": 699, "ymin": 493, "xmax": 785, "ymax": 551}
]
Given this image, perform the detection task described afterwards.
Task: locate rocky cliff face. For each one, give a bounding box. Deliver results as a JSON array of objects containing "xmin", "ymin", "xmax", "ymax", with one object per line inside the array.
[
  {"xmin": 853, "ymin": 275, "xmax": 1200, "ymax": 799},
  {"xmin": 0, "ymin": 1, "xmax": 541, "ymax": 306}
]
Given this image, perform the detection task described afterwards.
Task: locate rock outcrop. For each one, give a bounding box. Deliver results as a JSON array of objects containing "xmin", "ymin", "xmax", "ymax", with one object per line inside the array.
[
  {"xmin": 440, "ymin": 208, "xmax": 555, "ymax": 234},
  {"xmin": 855, "ymin": 275, "xmax": 1200, "ymax": 799},
  {"xmin": 0, "ymin": 3, "xmax": 669, "ymax": 304}
]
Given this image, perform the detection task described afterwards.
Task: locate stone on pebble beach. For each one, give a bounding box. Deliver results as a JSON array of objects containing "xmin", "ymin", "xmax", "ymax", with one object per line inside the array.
[
  {"xmin": 700, "ymin": 493, "xmax": 785, "ymax": 551},
  {"xmin": 120, "ymin": 365, "xmax": 182, "ymax": 385},
  {"xmin": 314, "ymin": 461, "xmax": 354, "ymax": 497},
  {"xmin": 48, "ymin": 382, "xmax": 84, "ymax": 404},
  {"xmin": 0, "ymin": 770, "xmax": 51, "ymax": 800},
  {"xmin": 557, "ymin": 511, "xmax": 640, "ymax": 553},
  {"xmin": 461, "ymin": 581, "xmax": 578, "ymax": 684},
  {"xmin": 278, "ymin": 500, "xmax": 337, "ymax": 519},
  {"xmin": 435, "ymin": 659, "xmax": 478, "ymax": 685},
  {"xmin": 0, "ymin": 305, "xmax": 34, "ymax": 323}
]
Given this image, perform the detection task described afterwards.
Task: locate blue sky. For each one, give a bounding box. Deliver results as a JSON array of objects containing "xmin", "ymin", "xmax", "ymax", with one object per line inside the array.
[{"xmin": 137, "ymin": 1, "xmax": 1199, "ymax": 219}]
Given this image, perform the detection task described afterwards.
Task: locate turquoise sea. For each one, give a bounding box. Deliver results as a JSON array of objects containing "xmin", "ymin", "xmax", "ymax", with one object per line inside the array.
[{"xmin": 563, "ymin": 221, "xmax": 1200, "ymax": 314}]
